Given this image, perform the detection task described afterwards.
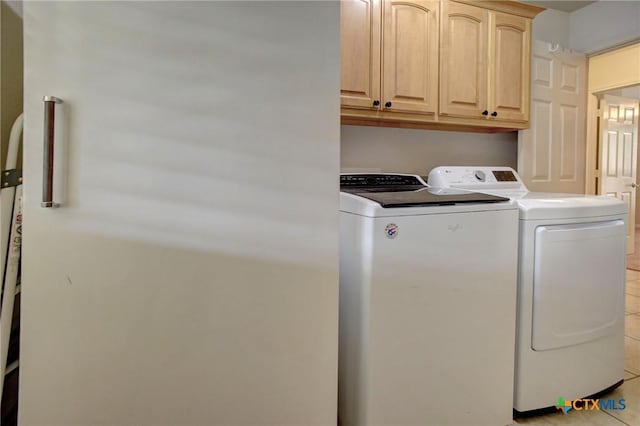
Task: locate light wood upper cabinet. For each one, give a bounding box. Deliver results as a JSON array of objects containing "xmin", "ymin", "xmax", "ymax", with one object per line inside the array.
[
  {"xmin": 340, "ymin": 0, "xmax": 381, "ymax": 109},
  {"xmin": 440, "ymin": 1, "xmax": 488, "ymax": 118},
  {"xmin": 382, "ymin": 0, "xmax": 439, "ymax": 114},
  {"xmin": 340, "ymin": 0, "xmax": 544, "ymax": 131},
  {"xmin": 440, "ymin": 2, "xmax": 531, "ymax": 123},
  {"xmin": 490, "ymin": 12, "xmax": 530, "ymax": 122}
]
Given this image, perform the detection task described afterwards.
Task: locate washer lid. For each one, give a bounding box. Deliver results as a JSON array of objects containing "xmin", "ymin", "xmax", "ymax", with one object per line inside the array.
[
  {"xmin": 343, "ymin": 187, "xmax": 510, "ymax": 208},
  {"xmin": 340, "ymin": 174, "xmax": 509, "ymax": 208}
]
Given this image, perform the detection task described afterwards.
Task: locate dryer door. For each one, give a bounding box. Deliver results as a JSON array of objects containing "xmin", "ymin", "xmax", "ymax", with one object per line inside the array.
[{"xmin": 531, "ymin": 219, "xmax": 626, "ymax": 351}]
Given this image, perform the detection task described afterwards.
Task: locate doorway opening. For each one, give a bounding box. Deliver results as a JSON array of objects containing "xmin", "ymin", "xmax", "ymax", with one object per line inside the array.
[
  {"xmin": 594, "ymin": 87, "xmax": 640, "ymax": 262},
  {"xmin": 586, "ymin": 43, "xmax": 640, "ymax": 268},
  {"xmin": 597, "ymin": 86, "xmax": 640, "ymax": 269}
]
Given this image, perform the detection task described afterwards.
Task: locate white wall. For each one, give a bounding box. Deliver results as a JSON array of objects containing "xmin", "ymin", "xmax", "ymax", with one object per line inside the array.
[
  {"xmin": 532, "ymin": 2, "xmax": 640, "ymax": 54},
  {"xmin": 570, "ymin": 1, "xmax": 640, "ymax": 54},
  {"xmin": 606, "ymin": 86, "xmax": 640, "ymax": 99},
  {"xmin": 622, "ymin": 86, "xmax": 640, "ymax": 99},
  {"xmin": 532, "ymin": 9, "xmax": 570, "ymax": 47},
  {"xmin": 341, "ymin": 125, "xmax": 518, "ymax": 178}
]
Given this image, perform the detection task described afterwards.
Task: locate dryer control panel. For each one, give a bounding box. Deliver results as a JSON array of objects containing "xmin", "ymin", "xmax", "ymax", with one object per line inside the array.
[{"xmin": 428, "ymin": 166, "xmax": 527, "ymax": 191}]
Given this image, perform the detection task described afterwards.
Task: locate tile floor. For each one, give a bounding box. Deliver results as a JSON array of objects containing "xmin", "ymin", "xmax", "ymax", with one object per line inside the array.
[{"xmin": 513, "ymin": 269, "xmax": 640, "ymax": 425}]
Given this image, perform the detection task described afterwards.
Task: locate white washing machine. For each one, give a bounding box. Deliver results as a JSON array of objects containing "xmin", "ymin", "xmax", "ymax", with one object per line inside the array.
[
  {"xmin": 428, "ymin": 166, "xmax": 628, "ymax": 415},
  {"xmin": 338, "ymin": 173, "xmax": 519, "ymax": 426}
]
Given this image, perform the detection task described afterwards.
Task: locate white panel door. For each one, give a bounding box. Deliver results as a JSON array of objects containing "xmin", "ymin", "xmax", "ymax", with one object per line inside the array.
[
  {"xmin": 21, "ymin": 3, "xmax": 339, "ymax": 425},
  {"xmin": 600, "ymin": 95, "xmax": 639, "ymax": 253},
  {"xmin": 518, "ymin": 41, "xmax": 587, "ymax": 193}
]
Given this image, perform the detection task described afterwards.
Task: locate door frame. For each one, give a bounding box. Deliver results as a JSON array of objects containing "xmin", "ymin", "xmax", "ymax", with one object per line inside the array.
[{"xmin": 585, "ymin": 42, "xmax": 640, "ymax": 196}]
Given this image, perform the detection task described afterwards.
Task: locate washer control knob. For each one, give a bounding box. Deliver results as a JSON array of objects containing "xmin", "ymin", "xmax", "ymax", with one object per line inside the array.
[{"xmin": 474, "ymin": 170, "xmax": 486, "ymax": 182}]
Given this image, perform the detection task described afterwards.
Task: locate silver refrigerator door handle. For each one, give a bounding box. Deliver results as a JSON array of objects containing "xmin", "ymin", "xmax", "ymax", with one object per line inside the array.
[{"xmin": 41, "ymin": 96, "xmax": 63, "ymax": 208}]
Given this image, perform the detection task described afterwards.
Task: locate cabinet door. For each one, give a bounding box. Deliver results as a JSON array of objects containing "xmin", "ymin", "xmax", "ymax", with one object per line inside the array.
[
  {"xmin": 341, "ymin": 0, "xmax": 381, "ymax": 109},
  {"xmin": 490, "ymin": 12, "xmax": 530, "ymax": 122},
  {"xmin": 440, "ymin": 1, "xmax": 488, "ymax": 119},
  {"xmin": 381, "ymin": 0, "xmax": 439, "ymax": 114}
]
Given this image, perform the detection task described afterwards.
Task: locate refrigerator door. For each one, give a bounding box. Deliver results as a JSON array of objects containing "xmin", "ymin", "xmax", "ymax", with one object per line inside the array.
[{"xmin": 21, "ymin": 2, "xmax": 339, "ymax": 425}]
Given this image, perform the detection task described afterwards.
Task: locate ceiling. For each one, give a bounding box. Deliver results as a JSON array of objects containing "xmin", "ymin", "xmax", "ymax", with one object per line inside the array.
[{"xmin": 522, "ymin": 1, "xmax": 597, "ymax": 13}]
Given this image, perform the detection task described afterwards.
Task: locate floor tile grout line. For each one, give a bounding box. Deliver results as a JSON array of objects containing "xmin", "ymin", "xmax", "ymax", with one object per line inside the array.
[
  {"xmin": 602, "ymin": 409, "xmax": 632, "ymax": 426},
  {"xmin": 625, "ymin": 334, "xmax": 640, "ymax": 342}
]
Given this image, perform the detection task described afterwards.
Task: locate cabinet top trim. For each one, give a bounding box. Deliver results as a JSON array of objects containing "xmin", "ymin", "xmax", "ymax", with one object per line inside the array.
[{"xmin": 450, "ymin": 0, "xmax": 545, "ymax": 18}]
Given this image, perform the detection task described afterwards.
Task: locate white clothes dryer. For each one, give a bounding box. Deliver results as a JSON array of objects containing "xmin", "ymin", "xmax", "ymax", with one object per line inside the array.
[{"xmin": 429, "ymin": 166, "xmax": 628, "ymax": 415}]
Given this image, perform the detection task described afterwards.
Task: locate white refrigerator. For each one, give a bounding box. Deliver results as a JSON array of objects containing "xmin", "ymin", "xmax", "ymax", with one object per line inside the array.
[{"xmin": 20, "ymin": 2, "xmax": 339, "ymax": 425}]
